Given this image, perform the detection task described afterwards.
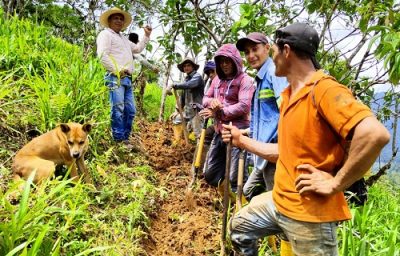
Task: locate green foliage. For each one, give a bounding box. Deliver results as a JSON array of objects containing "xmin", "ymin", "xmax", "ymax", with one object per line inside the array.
[
  {"xmin": 0, "ymin": 14, "xmax": 168, "ymax": 254},
  {"xmin": 0, "ymin": 13, "xmax": 110, "ymax": 148},
  {"xmin": 0, "ymin": 162, "xmax": 164, "ymax": 255},
  {"xmin": 141, "ymin": 83, "xmax": 175, "ymax": 121},
  {"xmin": 0, "ymin": 173, "xmax": 112, "ymax": 255},
  {"xmin": 338, "ymin": 177, "xmax": 400, "ymax": 255},
  {"xmin": 24, "ymin": 2, "xmax": 89, "ymax": 44}
]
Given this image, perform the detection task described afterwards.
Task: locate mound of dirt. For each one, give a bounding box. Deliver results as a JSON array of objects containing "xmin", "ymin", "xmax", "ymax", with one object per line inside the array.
[
  {"xmin": 139, "ymin": 121, "xmax": 223, "ymax": 255},
  {"xmin": 140, "ymin": 121, "xmax": 194, "ymax": 170}
]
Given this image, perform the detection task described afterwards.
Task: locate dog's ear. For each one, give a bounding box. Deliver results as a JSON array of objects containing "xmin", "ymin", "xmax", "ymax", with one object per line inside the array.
[
  {"xmin": 60, "ymin": 123, "xmax": 70, "ymax": 133},
  {"xmin": 82, "ymin": 123, "xmax": 92, "ymax": 133}
]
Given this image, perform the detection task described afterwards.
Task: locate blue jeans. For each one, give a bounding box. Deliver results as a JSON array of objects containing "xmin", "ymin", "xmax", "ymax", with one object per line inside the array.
[
  {"xmin": 104, "ymin": 73, "xmax": 136, "ymax": 141},
  {"xmin": 230, "ymin": 191, "xmax": 338, "ymax": 256}
]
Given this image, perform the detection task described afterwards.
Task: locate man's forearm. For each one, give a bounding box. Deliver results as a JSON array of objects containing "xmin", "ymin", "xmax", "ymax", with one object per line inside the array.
[
  {"xmin": 238, "ymin": 135, "xmax": 279, "ymax": 163},
  {"xmin": 333, "ymin": 116, "xmax": 390, "ymax": 191}
]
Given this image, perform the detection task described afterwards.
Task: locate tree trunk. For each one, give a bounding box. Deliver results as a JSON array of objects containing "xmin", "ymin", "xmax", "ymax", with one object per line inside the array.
[
  {"xmin": 158, "ymin": 61, "xmax": 172, "ymax": 122},
  {"xmin": 392, "ymin": 95, "xmax": 399, "ymax": 154},
  {"xmin": 135, "ymin": 72, "xmax": 147, "ymax": 117}
]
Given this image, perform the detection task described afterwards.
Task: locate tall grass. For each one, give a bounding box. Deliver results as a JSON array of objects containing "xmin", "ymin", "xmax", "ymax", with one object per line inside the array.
[
  {"xmin": 0, "ymin": 172, "xmax": 111, "ymax": 255},
  {"xmin": 338, "ymin": 177, "xmax": 400, "ymax": 255},
  {"xmin": 141, "ymin": 82, "xmax": 175, "ymax": 121},
  {"xmin": 1, "ymin": 163, "xmax": 164, "ymax": 255},
  {"xmin": 0, "ymin": 12, "xmax": 167, "ymax": 256}
]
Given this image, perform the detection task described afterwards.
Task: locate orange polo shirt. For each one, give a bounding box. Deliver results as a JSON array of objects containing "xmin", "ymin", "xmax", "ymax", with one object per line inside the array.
[{"xmin": 273, "ymin": 70, "xmax": 373, "ymax": 223}]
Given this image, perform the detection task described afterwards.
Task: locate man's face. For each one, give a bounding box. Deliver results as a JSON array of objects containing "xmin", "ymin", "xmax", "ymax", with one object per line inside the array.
[
  {"xmin": 183, "ymin": 63, "xmax": 194, "ymax": 74},
  {"xmin": 271, "ymin": 44, "xmax": 287, "ymax": 77},
  {"xmin": 207, "ymin": 69, "xmax": 216, "ymax": 81},
  {"xmin": 108, "ymin": 14, "xmax": 124, "ymax": 33},
  {"xmin": 219, "ymin": 57, "xmax": 235, "ymax": 77},
  {"xmin": 243, "ymin": 42, "xmax": 270, "ymax": 70}
]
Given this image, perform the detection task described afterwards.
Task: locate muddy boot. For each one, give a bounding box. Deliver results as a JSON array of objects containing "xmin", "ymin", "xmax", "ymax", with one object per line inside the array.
[
  {"xmin": 280, "ymin": 239, "xmax": 294, "ymax": 256},
  {"xmin": 172, "ymin": 124, "xmax": 183, "ymax": 146}
]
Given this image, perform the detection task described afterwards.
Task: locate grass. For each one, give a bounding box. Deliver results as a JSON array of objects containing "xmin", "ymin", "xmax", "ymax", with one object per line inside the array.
[
  {"xmin": 141, "ymin": 82, "xmax": 175, "ymax": 121},
  {"xmin": 338, "ymin": 176, "xmax": 400, "ymax": 256},
  {"xmin": 0, "ymin": 12, "xmax": 169, "ymax": 256},
  {"xmin": 0, "ymin": 160, "xmax": 165, "ymax": 255}
]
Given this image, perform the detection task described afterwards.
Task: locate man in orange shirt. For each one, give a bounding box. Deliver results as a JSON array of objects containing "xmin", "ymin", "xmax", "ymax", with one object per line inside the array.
[{"xmin": 222, "ymin": 23, "xmax": 390, "ymax": 255}]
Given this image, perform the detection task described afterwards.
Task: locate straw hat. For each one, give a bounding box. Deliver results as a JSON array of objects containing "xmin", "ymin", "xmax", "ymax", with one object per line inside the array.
[
  {"xmin": 177, "ymin": 58, "xmax": 200, "ymax": 72},
  {"xmin": 99, "ymin": 7, "xmax": 132, "ymax": 30}
]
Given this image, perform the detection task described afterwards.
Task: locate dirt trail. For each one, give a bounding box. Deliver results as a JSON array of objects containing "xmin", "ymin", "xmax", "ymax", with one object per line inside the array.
[{"xmin": 139, "ymin": 121, "xmax": 222, "ymax": 255}]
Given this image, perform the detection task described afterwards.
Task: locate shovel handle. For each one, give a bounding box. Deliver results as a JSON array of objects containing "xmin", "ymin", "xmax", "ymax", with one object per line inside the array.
[
  {"xmin": 236, "ymin": 149, "xmax": 245, "ymax": 211},
  {"xmin": 173, "ymin": 89, "xmax": 189, "ymax": 145},
  {"xmin": 221, "ymin": 122, "xmax": 232, "ymax": 254},
  {"xmin": 194, "ymin": 118, "xmax": 209, "ymax": 168}
]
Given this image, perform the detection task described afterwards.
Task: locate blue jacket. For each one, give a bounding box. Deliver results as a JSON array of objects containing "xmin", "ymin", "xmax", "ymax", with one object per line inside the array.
[{"xmin": 250, "ymin": 57, "xmax": 287, "ymax": 171}]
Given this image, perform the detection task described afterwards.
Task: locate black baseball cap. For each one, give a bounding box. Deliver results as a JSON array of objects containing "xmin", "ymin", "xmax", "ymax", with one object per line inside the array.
[
  {"xmin": 275, "ymin": 23, "xmax": 321, "ymax": 69},
  {"xmin": 236, "ymin": 32, "xmax": 269, "ymax": 51}
]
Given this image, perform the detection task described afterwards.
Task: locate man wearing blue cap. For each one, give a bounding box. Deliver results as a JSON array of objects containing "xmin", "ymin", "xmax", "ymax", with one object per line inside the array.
[{"xmin": 203, "ymin": 60, "xmax": 217, "ymax": 93}]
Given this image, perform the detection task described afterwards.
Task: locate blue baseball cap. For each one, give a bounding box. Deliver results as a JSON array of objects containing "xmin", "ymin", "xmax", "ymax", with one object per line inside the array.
[{"xmin": 203, "ymin": 61, "xmax": 216, "ymax": 73}]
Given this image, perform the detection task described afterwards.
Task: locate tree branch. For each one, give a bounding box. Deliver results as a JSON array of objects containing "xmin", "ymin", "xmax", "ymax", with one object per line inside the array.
[
  {"xmin": 365, "ymin": 149, "xmax": 398, "ymax": 187},
  {"xmin": 320, "ymin": 0, "xmax": 342, "ymax": 48}
]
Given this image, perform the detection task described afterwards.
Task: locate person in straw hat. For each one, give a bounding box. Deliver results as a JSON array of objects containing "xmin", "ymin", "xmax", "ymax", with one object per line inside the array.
[
  {"xmin": 96, "ymin": 7, "xmax": 152, "ymax": 147},
  {"xmin": 167, "ymin": 58, "xmax": 205, "ymax": 139}
]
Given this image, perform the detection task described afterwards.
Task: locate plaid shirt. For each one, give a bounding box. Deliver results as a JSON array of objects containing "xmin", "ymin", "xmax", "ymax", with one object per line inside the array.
[{"xmin": 203, "ymin": 74, "xmax": 255, "ymax": 133}]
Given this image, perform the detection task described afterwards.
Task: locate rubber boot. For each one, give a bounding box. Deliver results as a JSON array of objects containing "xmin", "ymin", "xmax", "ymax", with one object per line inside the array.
[
  {"xmin": 241, "ymin": 194, "xmax": 248, "ymax": 206},
  {"xmin": 172, "ymin": 124, "xmax": 183, "ymax": 146},
  {"xmin": 280, "ymin": 239, "xmax": 294, "ymax": 256},
  {"xmin": 189, "ymin": 131, "xmax": 196, "ymax": 142}
]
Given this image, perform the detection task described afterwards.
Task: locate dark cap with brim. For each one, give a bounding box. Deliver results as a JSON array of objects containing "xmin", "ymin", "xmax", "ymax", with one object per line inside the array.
[
  {"xmin": 275, "ymin": 22, "xmax": 321, "ymax": 69},
  {"xmin": 177, "ymin": 57, "xmax": 199, "ymax": 72},
  {"xmin": 236, "ymin": 32, "xmax": 269, "ymax": 51}
]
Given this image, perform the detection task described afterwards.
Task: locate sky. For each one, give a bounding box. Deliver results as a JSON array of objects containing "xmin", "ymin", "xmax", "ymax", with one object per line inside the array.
[{"xmin": 95, "ymin": 1, "xmax": 397, "ymax": 92}]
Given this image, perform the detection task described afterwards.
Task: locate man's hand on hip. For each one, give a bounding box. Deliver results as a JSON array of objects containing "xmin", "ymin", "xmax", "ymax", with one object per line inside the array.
[{"xmin": 295, "ymin": 164, "xmax": 340, "ymax": 196}]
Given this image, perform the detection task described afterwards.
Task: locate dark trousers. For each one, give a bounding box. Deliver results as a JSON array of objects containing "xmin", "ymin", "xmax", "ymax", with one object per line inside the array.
[{"xmin": 203, "ymin": 133, "xmax": 248, "ymax": 192}]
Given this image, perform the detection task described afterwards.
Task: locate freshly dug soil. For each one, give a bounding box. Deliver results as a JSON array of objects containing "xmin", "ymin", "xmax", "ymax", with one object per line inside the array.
[{"xmin": 139, "ymin": 121, "xmax": 223, "ymax": 255}]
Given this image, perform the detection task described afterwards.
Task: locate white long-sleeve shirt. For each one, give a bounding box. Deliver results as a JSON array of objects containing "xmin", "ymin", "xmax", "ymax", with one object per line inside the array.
[{"xmin": 96, "ymin": 28, "xmax": 149, "ymax": 74}]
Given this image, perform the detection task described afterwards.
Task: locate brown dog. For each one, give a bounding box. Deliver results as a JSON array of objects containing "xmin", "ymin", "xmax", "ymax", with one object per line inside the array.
[{"xmin": 12, "ymin": 123, "xmax": 92, "ymax": 184}]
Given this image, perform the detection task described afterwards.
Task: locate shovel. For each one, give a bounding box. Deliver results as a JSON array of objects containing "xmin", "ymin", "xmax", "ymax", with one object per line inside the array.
[
  {"xmin": 173, "ymin": 89, "xmax": 189, "ymax": 145},
  {"xmin": 185, "ymin": 116, "xmax": 209, "ymax": 209},
  {"xmin": 187, "ymin": 118, "xmax": 209, "ymax": 189},
  {"xmin": 220, "ymin": 126, "xmax": 232, "ymax": 256},
  {"xmin": 235, "ymin": 149, "xmax": 246, "ymax": 212}
]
